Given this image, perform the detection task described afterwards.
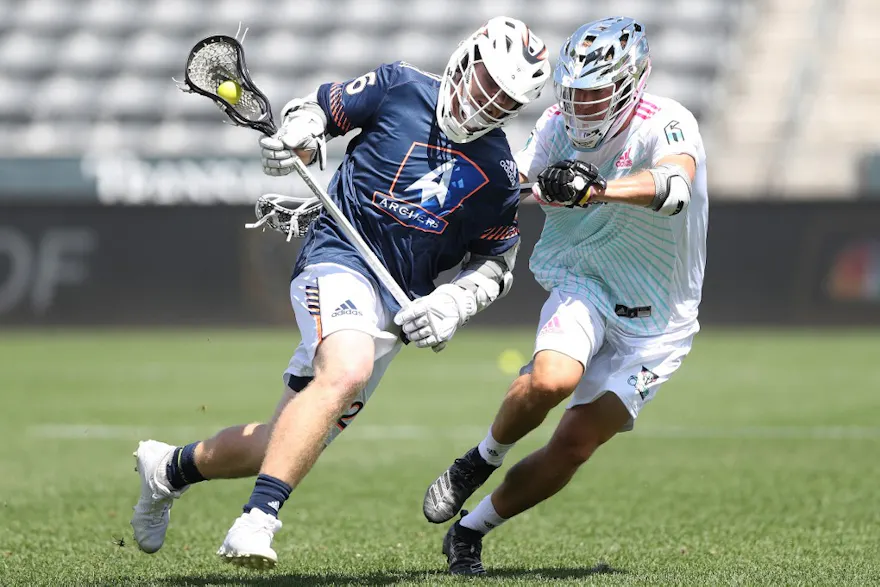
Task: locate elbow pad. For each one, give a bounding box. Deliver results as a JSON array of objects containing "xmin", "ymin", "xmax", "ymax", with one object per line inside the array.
[
  {"xmin": 451, "ymin": 241, "xmax": 519, "ymax": 313},
  {"xmin": 648, "ymin": 163, "xmax": 692, "ymax": 216}
]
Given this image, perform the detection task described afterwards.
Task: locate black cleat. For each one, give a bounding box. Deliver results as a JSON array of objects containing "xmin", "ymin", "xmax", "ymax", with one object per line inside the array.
[
  {"xmin": 423, "ymin": 447, "xmax": 498, "ymax": 523},
  {"xmin": 442, "ymin": 513, "xmax": 486, "ymax": 576}
]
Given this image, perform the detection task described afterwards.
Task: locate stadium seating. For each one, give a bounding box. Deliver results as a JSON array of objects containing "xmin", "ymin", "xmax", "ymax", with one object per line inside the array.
[
  {"xmin": 1, "ymin": 0, "xmax": 749, "ymax": 176},
  {"xmin": 706, "ymin": 0, "xmax": 880, "ymax": 196}
]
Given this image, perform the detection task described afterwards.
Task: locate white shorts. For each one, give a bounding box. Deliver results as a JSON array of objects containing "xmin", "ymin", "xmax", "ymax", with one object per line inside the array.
[
  {"xmin": 284, "ymin": 262, "xmax": 403, "ymax": 445},
  {"xmin": 522, "ymin": 289, "xmax": 696, "ymax": 431}
]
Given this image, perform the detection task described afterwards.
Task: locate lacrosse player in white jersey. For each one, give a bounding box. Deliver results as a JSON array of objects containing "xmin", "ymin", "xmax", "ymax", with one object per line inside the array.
[{"xmin": 421, "ymin": 17, "xmax": 709, "ymax": 575}]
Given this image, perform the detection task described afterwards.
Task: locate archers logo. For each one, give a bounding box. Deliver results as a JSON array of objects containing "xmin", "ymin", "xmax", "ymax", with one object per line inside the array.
[
  {"xmin": 405, "ymin": 159, "xmax": 457, "ymax": 208},
  {"xmin": 500, "ymin": 159, "xmax": 519, "ymax": 187},
  {"xmin": 627, "ymin": 366, "xmax": 658, "ymax": 400},
  {"xmin": 664, "ymin": 121, "xmax": 685, "ymax": 144},
  {"xmin": 373, "ymin": 142, "xmax": 489, "ymax": 234}
]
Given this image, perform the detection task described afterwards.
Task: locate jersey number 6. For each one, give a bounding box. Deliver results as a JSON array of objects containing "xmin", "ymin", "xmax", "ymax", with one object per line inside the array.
[{"xmin": 345, "ymin": 72, "xmax": 377, "ymax": 95}]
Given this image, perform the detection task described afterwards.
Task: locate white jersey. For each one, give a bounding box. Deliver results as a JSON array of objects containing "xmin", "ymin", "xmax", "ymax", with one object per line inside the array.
[{"xmin": 515, "ymin": 93, "xmax": 708, "ymax": 337}]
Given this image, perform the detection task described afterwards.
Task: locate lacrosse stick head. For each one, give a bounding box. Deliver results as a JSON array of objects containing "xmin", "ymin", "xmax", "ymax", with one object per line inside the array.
[
  {"xmin": 180, "ymin": 35, "xmax": 277, "ymax": 135},
  {"xmin": 245, "ymin": 193, "xmax": 323, "ymax": 241}
]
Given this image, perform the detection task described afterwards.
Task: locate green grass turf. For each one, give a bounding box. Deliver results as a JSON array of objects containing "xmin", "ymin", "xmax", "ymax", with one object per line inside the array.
[{"xmin": 1, "ymin": 328, "xmax": 879, "ymax": 586}]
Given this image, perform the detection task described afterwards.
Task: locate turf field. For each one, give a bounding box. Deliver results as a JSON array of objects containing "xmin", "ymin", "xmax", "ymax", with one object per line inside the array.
[{"xmin": 1, "ymin": 328, "xmax": 878, "ymax": 586}]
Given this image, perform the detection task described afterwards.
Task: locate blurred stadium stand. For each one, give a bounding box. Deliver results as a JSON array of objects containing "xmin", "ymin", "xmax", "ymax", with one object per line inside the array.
[
  {"xmin": 1, "ymin": 0, "xmax": 878, "ymax": 197},
  {"xmin": 707, "ymin": 0, "xmax": 880, "ymax": 197},
  {"xmin": 1, "ymin": 0, "xmax": 751, "ymax": 185}
]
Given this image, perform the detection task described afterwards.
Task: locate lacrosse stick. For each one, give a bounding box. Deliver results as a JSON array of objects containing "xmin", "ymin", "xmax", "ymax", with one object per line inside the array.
[
  {"xmin": 244, "ymin": 193, "xmax": 322, "ymax": 241},
  {"xmin": 177, "ymin": 33, "xmax": 412, "ymax": 312}
]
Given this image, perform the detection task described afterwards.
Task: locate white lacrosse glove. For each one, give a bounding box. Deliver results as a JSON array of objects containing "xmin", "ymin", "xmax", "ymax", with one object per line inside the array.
[
  {"xmin": 261, "ymin": 100, "xmax": 327, "ymax": 176},
  {"xmin": 393, "ymin": 284, "xmax": 477, "ymax": 351}
]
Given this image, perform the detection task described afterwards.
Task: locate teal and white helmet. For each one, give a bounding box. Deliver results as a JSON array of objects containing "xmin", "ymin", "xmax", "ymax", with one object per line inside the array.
[{"xmin": 554, "ymin": 17, "xmax": 651, "ymax": 151}]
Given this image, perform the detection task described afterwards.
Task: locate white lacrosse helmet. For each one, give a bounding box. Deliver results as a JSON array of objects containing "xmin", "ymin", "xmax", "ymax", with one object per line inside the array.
[
  {"xmin": 554, "ymin": 17, "xmax": 651, "ymax": 151},
  {"xmin": 437, "ymin": 16, "xmax": 551, "ymax": 144}
]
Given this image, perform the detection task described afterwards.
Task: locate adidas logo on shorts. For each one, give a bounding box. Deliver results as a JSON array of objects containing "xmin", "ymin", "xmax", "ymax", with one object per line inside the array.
[
  {"xmin": 538, "ymin": 315, "xmax": 563, "ymax": 336},
  {"xmin": 331, "ymin": 300, "xmax": 362, "ymax": 318}
]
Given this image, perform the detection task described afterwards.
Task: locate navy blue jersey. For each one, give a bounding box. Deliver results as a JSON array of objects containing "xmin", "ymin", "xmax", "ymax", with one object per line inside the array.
[{"xmin": 293, "ymin": 61, "xmax": 521, "ymax": 313}]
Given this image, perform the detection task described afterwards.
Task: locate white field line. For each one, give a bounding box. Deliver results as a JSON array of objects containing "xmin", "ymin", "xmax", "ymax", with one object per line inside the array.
[{"xmin": 26, "ymin": 423, "xmax": 880, "ymax": 441}]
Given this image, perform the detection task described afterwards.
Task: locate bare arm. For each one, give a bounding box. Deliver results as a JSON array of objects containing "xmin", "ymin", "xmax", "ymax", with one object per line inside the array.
[
  {"xmin": 518, "ymin": 172, "xmax": 533, "ymax": 200},
  {"xmin": 592, "ymin": 154, "xmax": 696, "ymax": 208}
]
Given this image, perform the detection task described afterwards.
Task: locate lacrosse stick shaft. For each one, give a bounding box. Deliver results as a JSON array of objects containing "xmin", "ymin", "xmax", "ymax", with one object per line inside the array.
[{"xmin": 289, "ymin": 157, "xmax": 412, "ymax": 309}]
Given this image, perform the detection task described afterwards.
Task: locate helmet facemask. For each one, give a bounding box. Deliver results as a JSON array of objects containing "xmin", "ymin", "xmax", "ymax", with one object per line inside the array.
[
  {"xmin": 556, "ymin": 72, "xmax": 643, "ymax": 150},
  {"xmin": 440, "ymin": 43, "xmax": 522, "ymax": 143},
  {"xmin": 553, "ymin": 17, "xmax": 652, "ymax": 151}
]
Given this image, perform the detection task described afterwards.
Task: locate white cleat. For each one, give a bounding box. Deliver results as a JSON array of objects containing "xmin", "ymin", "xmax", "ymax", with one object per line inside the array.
[
  {"xmin": 217, "ymin": 509, "xmax": 283, "ymax": 569},
  {"xmin": 130, "ymin": 440, "xmax": 187, "ymax": 554}
]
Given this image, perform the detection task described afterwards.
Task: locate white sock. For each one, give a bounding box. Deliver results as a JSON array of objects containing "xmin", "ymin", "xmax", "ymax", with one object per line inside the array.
[
  {"xmin": 460, "ymin": 495, "xmax": 507, "ymax": 535},
  {"xmin": 477, "ymin": 429, "xmax": 515, "ymax": 466}
]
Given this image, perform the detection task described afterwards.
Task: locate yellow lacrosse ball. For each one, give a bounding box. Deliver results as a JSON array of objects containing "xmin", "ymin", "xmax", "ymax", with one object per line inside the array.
[
  {"xmin": 497, "ymin": 348, "xmax": 526, "ymax": 376},
  {"xmin": 217, "ymin": 80, "xmax": 241, "ymax": 105}
]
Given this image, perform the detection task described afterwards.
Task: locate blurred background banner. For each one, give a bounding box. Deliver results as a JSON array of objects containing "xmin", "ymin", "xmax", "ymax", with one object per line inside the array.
[
  {"xmin": 2, "ymin": 0, "xmax": 878, "ymax": 200},
  {"xmin": 0, "ymin": 155, "xmax": 286, "ymax": 204},
  {"xmin": 3, "ymin": 202, "xmax": 880, "ymax": 326}
]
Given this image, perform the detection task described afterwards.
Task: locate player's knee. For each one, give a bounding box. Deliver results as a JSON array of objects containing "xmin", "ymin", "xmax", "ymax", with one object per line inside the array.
[
  {"xmin": 313, "ymin": 331, "xmax": 375, "ymax": 395},
  {"xmin": 527, "ymin": 370, "xmax": 579, "ymax": 410},
  {"xmin": 315, "ymin": 359, "xmax": 373, "ymax": 397},
  {"xmin": 527, "ymin": 351, "xmax": 582, "ymax": 408}
]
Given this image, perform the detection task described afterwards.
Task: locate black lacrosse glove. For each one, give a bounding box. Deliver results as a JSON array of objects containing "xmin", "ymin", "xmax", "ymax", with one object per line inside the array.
[{"xmin": 536, "ymin": 160, "xmax": 607, "ymax": 208}]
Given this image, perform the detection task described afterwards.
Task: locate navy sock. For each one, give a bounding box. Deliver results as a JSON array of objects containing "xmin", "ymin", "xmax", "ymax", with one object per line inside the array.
[
  {"xmin": 244, "ymin": 474, "xmax": 292, "ymax": 518},
  {"xmin": 166, "ymin": 442, "xmax": 206, "ymax": 490}
]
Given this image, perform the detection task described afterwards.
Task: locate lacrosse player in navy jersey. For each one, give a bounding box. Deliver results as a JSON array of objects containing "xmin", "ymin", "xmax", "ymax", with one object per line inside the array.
[{"xmin": 130, "ymin": 17, "xmax": 550, "ymax": 568}]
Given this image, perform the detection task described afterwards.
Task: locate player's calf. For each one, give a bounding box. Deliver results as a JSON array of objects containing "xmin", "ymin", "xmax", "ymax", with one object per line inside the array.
[
  {"xmin": 492, "ymin": 393, "xmax": 631, "ymax": 522},
  {"xmin": 217, "ymin": 331, "xmax": 376, "ymax": 568},
  {"xmin": 241, "ymin": 331, "xmax": 375, "ymax": 518},
  {"xmin": 547, "ymin": 392, "xmax": 631, "ymax": 466},
  {"xmin": 488, "ymin": 351, "xmax": 583, "ymax": 446},
  {"xmin": 544, "ymin": 413, "xmax": 606, "ymax": 471},
  {"xmin": 423, "ymin": 354, "xmax": 583, "ymax": 525},
  {"xmin": 193, "ymin": 421, "xmax": 270, "ymax": 480},
  {"xmin": 423, "ymin": 377, "xmax": 530, "ymax": 524}
]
